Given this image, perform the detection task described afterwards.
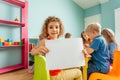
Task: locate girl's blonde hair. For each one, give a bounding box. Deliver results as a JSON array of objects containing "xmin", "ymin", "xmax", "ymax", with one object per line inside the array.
[
  {"xmin": 101, "ymin": 28, "xmax": 118, "ymax": 48},
  {"xmin": 85, "ymin": 23, "xmax": 101, "ymax": 34},
  {"xmin": 39, "ymin": 16, "xmax": 64, "ymax": 40}
]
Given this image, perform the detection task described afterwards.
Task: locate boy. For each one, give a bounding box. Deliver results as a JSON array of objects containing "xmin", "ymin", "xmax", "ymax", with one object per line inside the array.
[{"xmin": 84, "ymin": 23, "xmax": 110, "ymax": 79}]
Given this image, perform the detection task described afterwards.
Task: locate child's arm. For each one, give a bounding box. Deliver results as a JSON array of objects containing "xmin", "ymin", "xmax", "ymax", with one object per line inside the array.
[
  {"xmin": 83, "ymin": 43, "xmax": 90, "ymax": 48},
  {"xmin": 30, "ymin": 39, "xmax": 49, "ymax": 55},
  {"xmin": 85, "ymin": 47, "xmax": 94, "ymax": 54}
]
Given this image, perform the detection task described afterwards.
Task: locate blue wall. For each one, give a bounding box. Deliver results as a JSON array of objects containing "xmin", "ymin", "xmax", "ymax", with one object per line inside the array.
[
  {"xmin": 0, "ymin": 2, "xmax": 21, "ymax": 68},
  {"xmin": 29, "ymin": 0, "xmax": 84, "ymax": 38},
  {"xmin": 85, "ymin": 4, "xmax": 101, "ymax": 18},
  {"xmin": 101, "ymin": 0, "xmax": 120, "ymax": 31},
  {"xmin": 84, "ymin": 0, "xmax": 120, "ymax": 31},
  {"xmin": 0, "ymin": 2, "xmax": 21, "ymax": 40}
]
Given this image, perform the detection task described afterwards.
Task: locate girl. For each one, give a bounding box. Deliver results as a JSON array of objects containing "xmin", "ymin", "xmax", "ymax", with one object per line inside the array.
[
  {"xmin": 81, "ymin": 31, "xmax": 91, "ymax": 48},
  {"xmin": 101, "ymin": 28, "xmax": 118, "ymax": 64},
  {"xmin": 31, "ymin": 16, "xmax": 82, "ymax": 80}
]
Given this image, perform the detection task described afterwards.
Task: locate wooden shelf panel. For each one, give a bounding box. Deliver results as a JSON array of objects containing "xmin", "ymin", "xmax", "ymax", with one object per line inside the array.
[
  {"xmin": 0, "ymin": 20, "xmax": 25, "ymax": 27},
  {"xmin": 2, "ymin": 0, "xmax": 25, "ymax": 8},
  {"xmin": 0, "ymin": 64, "xmax": 24, "ymax": 74},
  {"xmin": 0, "ymin": 45, "xmax": 23, "ymax": 48}
]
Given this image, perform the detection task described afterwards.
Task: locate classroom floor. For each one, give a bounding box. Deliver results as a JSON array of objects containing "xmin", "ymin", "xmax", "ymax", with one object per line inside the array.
[{"xmin": 0, "ymin": 69, "xmax": 33, "ymax": 80}]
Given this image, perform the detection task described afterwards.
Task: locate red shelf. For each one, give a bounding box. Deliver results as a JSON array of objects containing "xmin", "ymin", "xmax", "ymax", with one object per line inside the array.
[
  {"xmin": 0, "ymin": 64, "xmax": 24, "ymax": 73},
  {"xmin": 0, "ymin": 20, "xmax": 25, "ymax": 27},
  {"xmin": 0, "ymin": 0, "xmax": 28, "ymax": 74},
  {"xmin": 2, "ymin": 0, "xmax": 25, "ymax": 8}
]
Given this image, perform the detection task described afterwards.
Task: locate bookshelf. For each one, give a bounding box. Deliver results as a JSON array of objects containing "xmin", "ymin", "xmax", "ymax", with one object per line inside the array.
[{"xmin": 0, "ymin": 0, "xmax": 28, "ymax": 73}]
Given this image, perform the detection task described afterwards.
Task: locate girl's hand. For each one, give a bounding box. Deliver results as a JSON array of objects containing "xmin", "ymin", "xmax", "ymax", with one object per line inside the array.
[
  {"xmin": 37, "ymin": 46, "xmax": 49, "ymax": 54},
  {"xmin": 31, "ymin": 46, "xmax": 49, "ymax": 55},
  {"xmin": 82, "ymin": 49, "xmax": 88, "ymax": 57},
  {"xmin": 83, "ymin": 43, "xmax": 90, "ymax": 48}
]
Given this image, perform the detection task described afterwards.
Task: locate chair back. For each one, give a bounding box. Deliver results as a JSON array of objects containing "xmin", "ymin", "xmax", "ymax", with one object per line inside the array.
[
  {"xmin": 34, "ymin": 55, "xmax": 50, "ymax": 80},
  {"xmin": 109, "ymin": 50, "xmax": 120, "ymax": 76}
]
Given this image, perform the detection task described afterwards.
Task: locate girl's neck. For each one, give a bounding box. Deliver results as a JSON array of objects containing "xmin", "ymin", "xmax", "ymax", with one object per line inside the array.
[{"xmin": 47, "ymin": 36, "xmax": 58, "ymax": 40}]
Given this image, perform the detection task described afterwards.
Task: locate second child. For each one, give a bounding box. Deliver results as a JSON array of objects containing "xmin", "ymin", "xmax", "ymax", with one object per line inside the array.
[
  {"xmin": 101, "ymin": 28, "xmax": 118, "ymax": 64},
  {"xmin": 84, "ymin": 23, "xmax": 110, "ymax": 79}
]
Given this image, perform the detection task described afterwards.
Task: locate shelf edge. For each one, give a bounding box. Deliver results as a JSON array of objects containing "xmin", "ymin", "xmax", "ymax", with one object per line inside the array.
[
  {"xmin": 0, "ymin": 20, "xmax": 25, "ymax": 27},
  {"xmin": 0, "ymin": 64, "xmax": 24, "ymax": 74},
  {"xmin": 2, "ymin": 0, "xmax": 25, "ymax": 8}
]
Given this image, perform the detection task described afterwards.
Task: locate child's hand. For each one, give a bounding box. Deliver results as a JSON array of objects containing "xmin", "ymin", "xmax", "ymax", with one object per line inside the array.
[
  {"xmin": 82, "ymin": 49, "xmax": 88, "ymax": 57},
  {"xmin": 31, "ymin": 46, "xmax": 49, "ymax": 55},
  {"xmin": 83, "ymin": 43, "xmax": 90, "ymax": 48},
  {"xmin": 37, "ymin": 46, "xmax": 49, "ymax": 54}
]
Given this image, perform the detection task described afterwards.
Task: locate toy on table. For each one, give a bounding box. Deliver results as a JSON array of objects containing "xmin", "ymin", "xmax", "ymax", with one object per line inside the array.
[
  {"xmin": 6, "ymin": 38, "xmax": 13, "ymax": 46},
  {"xmin": 14, "ymin": 18, "xmax": 19, "ymax": 22},
  {"xmin": 0, "ymin": 38, "xmax": 5, "ymax": 46},
  {"xmin": 0, "ymin": 38, "xmax": 23, "ymax": 46}
]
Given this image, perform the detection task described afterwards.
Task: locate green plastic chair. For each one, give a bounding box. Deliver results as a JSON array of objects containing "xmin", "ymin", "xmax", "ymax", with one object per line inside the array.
[{"xmin": 34, "ymin": 55, "xmax": 50, "ymax": 80}]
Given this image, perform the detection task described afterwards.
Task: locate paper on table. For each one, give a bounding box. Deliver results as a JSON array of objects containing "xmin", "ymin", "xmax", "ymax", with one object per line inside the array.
[{"xmin": 45, "ymin": 38, "xmax": 85, "ymax": 70}]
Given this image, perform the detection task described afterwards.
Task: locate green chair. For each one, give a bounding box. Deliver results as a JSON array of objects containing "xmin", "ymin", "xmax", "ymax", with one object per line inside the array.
[{"xmin": 34, "ymin": 55, "xmax": 50, "ymax": 80}]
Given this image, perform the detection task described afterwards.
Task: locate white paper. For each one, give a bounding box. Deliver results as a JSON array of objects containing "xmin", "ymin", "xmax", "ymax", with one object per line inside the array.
[{"xmin": 45, "ymin": 38, "xmax": 85, "ymax": 70}]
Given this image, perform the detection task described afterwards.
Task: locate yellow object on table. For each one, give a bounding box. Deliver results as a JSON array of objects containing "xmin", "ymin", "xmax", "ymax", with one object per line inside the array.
[{"xmin": 82, "ymin": 55, "xmax": 91, "ymax": 80}]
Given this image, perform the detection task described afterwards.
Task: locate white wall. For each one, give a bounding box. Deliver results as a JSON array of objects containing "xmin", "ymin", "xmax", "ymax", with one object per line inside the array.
[
  {"xmin": 84, "ymin": 14, "xmax": 101, "ymax": 29},
  {"xmin": 115, "ymin": 8, "xmax": 120, "ymax": 47}
]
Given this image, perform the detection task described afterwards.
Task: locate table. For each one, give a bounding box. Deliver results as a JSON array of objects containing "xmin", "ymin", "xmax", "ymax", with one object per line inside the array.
[{"xmin": 82, "ymin": 55, "xmax": 91, "ymax": 80}]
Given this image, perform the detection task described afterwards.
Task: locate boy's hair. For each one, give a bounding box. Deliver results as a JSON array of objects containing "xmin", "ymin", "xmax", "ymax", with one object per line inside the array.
[
  {"xmin": 39, "ymin": 16, "xmax": 64, "ymax": 40},
  {"xmin": 85, "ymin": 23, "xmax": 101, "ymax": 34},
  {"xmin": 65, "ymin": 33, "xmax": 71, "ymax": 38}
]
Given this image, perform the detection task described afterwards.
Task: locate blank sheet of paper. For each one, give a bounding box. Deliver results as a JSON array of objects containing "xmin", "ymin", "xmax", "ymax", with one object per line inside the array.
[{"xmin": 45, "ymin": 38, "xmax": 85, "ymax": 70}]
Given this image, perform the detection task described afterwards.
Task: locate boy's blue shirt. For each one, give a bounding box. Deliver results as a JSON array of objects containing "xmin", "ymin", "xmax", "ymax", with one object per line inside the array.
[{"xmin": 90, "ymin": 35, "xmax": 110, "ymax": 73}]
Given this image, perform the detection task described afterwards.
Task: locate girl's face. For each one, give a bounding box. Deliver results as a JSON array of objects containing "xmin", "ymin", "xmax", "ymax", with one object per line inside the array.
[
  {"xmin": 82, "ymin": 32, "xmax": 89, "ymax": 41},
  {"xmin": 47, "ymin": 22, "xmax": 60, "ymax": 39}
]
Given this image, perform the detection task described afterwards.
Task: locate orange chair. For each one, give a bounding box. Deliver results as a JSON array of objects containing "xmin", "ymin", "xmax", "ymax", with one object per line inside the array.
[{"xmin": 88, "ymin": 50, "xmax": 120, "ymax": 80}]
